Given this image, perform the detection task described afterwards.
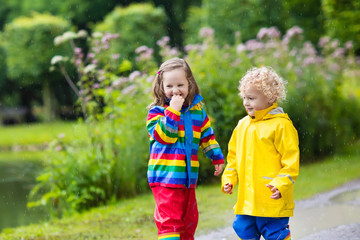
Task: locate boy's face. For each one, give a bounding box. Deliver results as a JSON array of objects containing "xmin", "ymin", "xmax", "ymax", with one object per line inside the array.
[
  {"xmin": 162, "ymin": 68, "xmax": 189, "ymax": 100},
  {"xmin": 242, "ymin": 84, "xmax": 273, "ymax": 116}
]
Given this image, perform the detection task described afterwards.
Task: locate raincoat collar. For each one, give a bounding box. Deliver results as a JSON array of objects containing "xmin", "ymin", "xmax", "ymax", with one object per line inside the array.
[
  {"xmin": 190, "ymin": 94, "xmax": 203, "ymax": 108},
  {"xmin": 182, "ymin": 94, "xmax": 203, "ymax": 112},
  {"xmin": 249, "ymin": 102, "xmax": 283, "ymax": 122}
]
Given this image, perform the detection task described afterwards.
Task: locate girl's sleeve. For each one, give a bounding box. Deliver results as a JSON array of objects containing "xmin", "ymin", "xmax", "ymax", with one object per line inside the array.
[
  {"xmin": 146, "ymin": 106, "xmax": 181, "ymax": 145},
  {"xmin": 269, "ymin": 119, "xmax": 300, "ymax": 195},
  {"xmin": 221, "ymin": 126, "xmax": 238, "ymax": 192},
  {"xmin": 199, "ymin": 110, "xmax": 224, "ymax": 165}
]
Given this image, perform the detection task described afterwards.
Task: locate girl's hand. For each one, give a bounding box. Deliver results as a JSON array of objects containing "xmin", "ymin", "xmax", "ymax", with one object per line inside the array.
[
  {"xmin": 265, "ymin": 184, "xmax": 281, "ymax": 199},
  {"xmin": 224, "ymin": 183, "xmax": 233, "ymax": 194},
  {"xmin": 214, "ymin": 164, "xmax": 224, "ymax": 176},
  {"xmin": 169, "ymin": 95, "xmax": 185, "ymax": 112}
]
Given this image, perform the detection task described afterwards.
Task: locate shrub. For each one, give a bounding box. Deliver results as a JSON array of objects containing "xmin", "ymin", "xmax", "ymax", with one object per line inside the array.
[
  {"xmin": 185, "ymin": 26, "xmax": 360, "ymax": 161},
  {"xmin": 94, "ymin": 3, "xmax": 167, "ymax": 62}
]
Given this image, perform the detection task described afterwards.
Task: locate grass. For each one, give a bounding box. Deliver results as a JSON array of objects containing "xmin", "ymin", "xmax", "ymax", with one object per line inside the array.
[
  {"xmin": 1, "ymin": 152, "xmax": 359, "ymax": 240},
  {"xmin": 0, "ymin": 151, "xmax": 45, "ymax": 162},
  {"xmin": 0, "ymin": 121, "xmax": 86, "ymax": 147}
]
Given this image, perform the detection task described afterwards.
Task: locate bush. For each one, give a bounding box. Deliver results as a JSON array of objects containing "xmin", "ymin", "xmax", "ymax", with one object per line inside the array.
[
  {"xmin": 30, "ymin": 25, "xmax": 360, "ymax": 217},
  {"xmin": 185, "ymin": 26, "xmax": 360, "ymax": 161},
  {"xmin": 184, "ymin": 0, "xmax": 285, "ymax": 45},
  {"xmin": 322, "ymin": 0, "xmax": 360, "ymax": 52},
  {"xmin": 29, "ymin": 30, "xmax": 155, "ymax": 216},
  {"xmin": 94, "ymin": 3, "xmax": 167, "ymax": 62}
]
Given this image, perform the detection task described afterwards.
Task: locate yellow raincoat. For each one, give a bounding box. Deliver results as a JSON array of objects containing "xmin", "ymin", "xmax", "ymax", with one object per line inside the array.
[{"xmin": 222, "ymin": 103, "xmax": 299, "ymax": 217}]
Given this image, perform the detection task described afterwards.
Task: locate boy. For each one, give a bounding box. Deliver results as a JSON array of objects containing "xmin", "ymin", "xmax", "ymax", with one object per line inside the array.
[{"xmin": 222, "ymin": 67, "xmax": 299, "ymax": 240}]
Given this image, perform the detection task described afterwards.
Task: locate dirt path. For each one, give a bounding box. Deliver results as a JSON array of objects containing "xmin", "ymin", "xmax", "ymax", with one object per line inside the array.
[{"xmin": 196, "ymin": 179, "xmax": 360, "ymax": 240}]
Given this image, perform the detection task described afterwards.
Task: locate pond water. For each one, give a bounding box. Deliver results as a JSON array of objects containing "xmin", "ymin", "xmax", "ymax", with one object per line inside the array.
[{"xmin": 0, "ymin": 160, "xmax": 48, "ymax": 232}]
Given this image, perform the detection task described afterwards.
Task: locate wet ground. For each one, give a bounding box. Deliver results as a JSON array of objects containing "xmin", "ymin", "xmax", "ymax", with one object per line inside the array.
[{"xmin": 196, "ymin": 179, "xmax": 360, "ymax": 240}]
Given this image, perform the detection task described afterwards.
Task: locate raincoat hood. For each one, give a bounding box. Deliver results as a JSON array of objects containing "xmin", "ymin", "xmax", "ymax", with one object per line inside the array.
[{"xmin": 249, "ymin": 102, "xmax": 289, "ymax": 122}]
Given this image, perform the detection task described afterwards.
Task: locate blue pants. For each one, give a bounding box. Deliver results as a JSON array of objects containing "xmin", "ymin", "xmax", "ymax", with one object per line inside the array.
[{"xmin": 233, "ymin": 215, "xmax": 290, "ymax": 240}]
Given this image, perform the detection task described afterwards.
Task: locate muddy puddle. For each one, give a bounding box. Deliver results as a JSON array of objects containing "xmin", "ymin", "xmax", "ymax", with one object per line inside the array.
[{"xmin": 196, "ymin": 179, "xmax": 360, "ymax": 240}]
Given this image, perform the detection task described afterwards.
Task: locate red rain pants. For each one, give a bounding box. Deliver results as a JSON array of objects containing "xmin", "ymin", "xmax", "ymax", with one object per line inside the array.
[{"xmin": 151, "ymin": 187, "xmax": 199, "ymax": 240}]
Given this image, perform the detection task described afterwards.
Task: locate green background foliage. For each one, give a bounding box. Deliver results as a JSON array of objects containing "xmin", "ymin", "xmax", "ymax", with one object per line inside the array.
[
  {"xmin": 322, "ymin": 0, "xmax": 360, "ymax": 52},
  {"xmin": 94, "ymin": 3, "xmax": 167, "ymax": 62}
]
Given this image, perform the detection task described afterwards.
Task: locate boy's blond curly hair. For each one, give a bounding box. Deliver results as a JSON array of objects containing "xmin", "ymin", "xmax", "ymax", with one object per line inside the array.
[{"xmin": 239, "ymin": 66, "xmax": 287, "ymax": 103}]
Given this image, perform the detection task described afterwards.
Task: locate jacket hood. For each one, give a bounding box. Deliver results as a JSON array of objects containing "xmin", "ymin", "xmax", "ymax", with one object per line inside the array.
[
  {"xmin": 250, "ymin": 102, "xmax": 290, "ymax": 122},
  {"xmin": 190, "ymin": 94, "xmax": 203, "ymax": 108}
]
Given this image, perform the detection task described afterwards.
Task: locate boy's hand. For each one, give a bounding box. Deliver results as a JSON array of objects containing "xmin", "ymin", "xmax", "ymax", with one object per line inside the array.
[
  {"xmin": 169, "ymin": 95, "xmax": 185, "ymax": 112},
  {"xmin": 224, "ymin": 183, "xmax": 233, "ymax": 194},
  {"xmin": 266, "ymin": 184, "xmax": 281, "ymax": 199},
  {"xmin": 214, "ymin": 164, "xmax": 224, "ymax": 176}
]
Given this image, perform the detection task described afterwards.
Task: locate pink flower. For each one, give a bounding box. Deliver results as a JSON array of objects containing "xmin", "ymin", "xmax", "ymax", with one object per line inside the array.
[
  {"xmin": 157, "ymin": 36, "xmax": 170, "ymax": 47},
  {"xmin": 245, "ymin": 40, "xmax": 264, "ymax": 51},
  {"xmin": 58, "ymin": 133, "xmax": 65, "ymax": 139},
  {"xmin": 199, "ymin": 27, "xmax": 214, "ymax": 38},
  {"xmin": 285, "ymin": 26, "xmax": 303, "ymax": 38},
  {"xmin": 257, "ymin": 27, "xmax": 280, "ymax": 40},
  {"xmin": 112, "ymin": 54, "xmax": 120, "ymax": 60},
  {"xmin": 332, "ymin": 48, "xmax": 345, "ymax": 58},
  {"xmin": 318, "ymin": 37, "xmax": 330, "ymax": 48},
  {"xmin": 302, "ymin": 57, "xmax": 316, "ymax": 67},
  {"xmin": 122, "ymin": 84, "xmax": 136, "ymax": 95},
  {"xmin": 236, "ymin": 44, "xmax": 246, "ymax": 53},
  {"xmin": 345, "ymin": 41, "xmax": 353, "ymax": 50},
  {"xmin": 129, "ymin": 71, "xmax": 141, "ymax": 81}
]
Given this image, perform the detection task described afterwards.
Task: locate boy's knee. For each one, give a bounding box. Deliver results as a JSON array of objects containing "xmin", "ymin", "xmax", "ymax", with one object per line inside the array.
[{"xmin": 233, "ymin": 216, "xmax": 259, "ymax": 240}]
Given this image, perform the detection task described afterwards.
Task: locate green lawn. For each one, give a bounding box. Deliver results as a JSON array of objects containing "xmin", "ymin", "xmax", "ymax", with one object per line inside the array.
[
  {"xmin": 1, "ymin": 152, "xmax": 360, "ymax": 240},
  {"xmin": 0, "ymin": 121, "xmax": 86, "ymax": 147}
]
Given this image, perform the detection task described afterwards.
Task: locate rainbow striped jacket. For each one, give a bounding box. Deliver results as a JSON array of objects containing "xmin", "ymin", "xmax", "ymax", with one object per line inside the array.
[{"xmin": 146, "ymin": 94, "xmax": 224, "ymax": 188}]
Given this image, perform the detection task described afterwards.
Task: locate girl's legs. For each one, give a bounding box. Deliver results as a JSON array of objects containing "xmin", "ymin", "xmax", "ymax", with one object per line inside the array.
[
  {"xmin": 151, "ymin": 187, "xmax": 198, "ymax": 240},
  {"xmin": 181, "ymin": 188, "xmax": 198, "ymax": 240},
  {"xmin": 233, "ymin": 215, "xmax": 261, "ymax": 240}
]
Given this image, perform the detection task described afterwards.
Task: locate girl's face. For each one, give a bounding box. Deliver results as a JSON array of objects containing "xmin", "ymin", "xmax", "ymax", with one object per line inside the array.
[
  {"xmin": 242, "ymin": 84, "xmax": 272, "ymax": 116},
  {"xmin": 162, "ymin": 68, "xmax": 189, "ymax": 100}
]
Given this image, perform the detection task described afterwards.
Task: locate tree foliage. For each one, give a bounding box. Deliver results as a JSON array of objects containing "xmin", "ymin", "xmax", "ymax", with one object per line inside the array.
[
  {"xmin": 3, "ymin": 12, "xmax": 71, "ymax": 120},
  {"xmin": 184, "ymin": 0, "xmax": 285, "ymax": 45},
  {"xmin": 322, "ymin": 0, "xmax": 360, "ymax": 52},
  {"xmin": 94, "ymin": 3, "xmax": 167, "ymax": 62}
]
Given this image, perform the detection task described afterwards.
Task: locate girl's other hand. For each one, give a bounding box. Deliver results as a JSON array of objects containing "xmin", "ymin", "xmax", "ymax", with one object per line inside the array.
[
  {"xmin": 214, "ymin": 164, "xmax": 224, "ymax": 176},
  {"xmin": 169, "ymin": 95, "xmax": 185, "ymax": 112},
  {"xmin": 224, "ymin": 183, "xmax": 233, "ymax": 194}
]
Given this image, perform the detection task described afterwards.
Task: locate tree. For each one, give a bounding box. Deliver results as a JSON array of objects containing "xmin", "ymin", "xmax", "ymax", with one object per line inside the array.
[
  {"xmin": 184, "ymin": 0, "xmax": 285, "ymax": 45},
  {"xmin": 94, "ymin": 3, "xmax": 167, "ymax": 62},
  {"xmin": 3, "ymin": 12, "xmax": 71, "ymax": 121},
  {"xmin": 322, "ymin": 0, "xmax": 360, "ymax": 53}
]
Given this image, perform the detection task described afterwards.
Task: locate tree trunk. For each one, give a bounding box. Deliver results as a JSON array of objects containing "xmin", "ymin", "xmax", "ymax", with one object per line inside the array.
[{"xmin": 42, "ymin": 80, "xmax": 57, "ymax": 122}]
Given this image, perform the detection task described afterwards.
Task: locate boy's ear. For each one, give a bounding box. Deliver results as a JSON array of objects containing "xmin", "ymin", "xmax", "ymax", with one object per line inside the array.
[{"xmin": 268, "ymin": 96, "xmax": 277, "ymax": 104}]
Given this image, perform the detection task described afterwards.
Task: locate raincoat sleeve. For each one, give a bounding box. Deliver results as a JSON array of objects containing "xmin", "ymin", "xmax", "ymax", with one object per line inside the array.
[
  {"xmin": 269, "ymin": 119, "xmax": 300, "ymax": 195},
  {"xmin": 221, "ymin": 126, "xmax": 238, "ymax": 193},
  {"xmin": 146, "ymin": 106, "xmax": 181, "ymax": 145},
  {"xmin": 199, "ymin": 109, "xmax": 224, "ymax": 165}
]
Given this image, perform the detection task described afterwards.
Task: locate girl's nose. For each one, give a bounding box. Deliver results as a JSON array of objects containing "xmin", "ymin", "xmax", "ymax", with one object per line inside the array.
[{"xmin": 173, "ymin": 87, "xmax": 180, "ymax": 94}]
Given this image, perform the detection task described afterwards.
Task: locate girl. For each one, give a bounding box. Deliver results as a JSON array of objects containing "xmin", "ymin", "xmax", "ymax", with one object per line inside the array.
[
  {"xmin": 147, "ymin": 57, "xmax": 224, "ymax": 240},
  {"xmin": 222, "ymin": 66, "xmax": 299, "ymax": 240}
]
